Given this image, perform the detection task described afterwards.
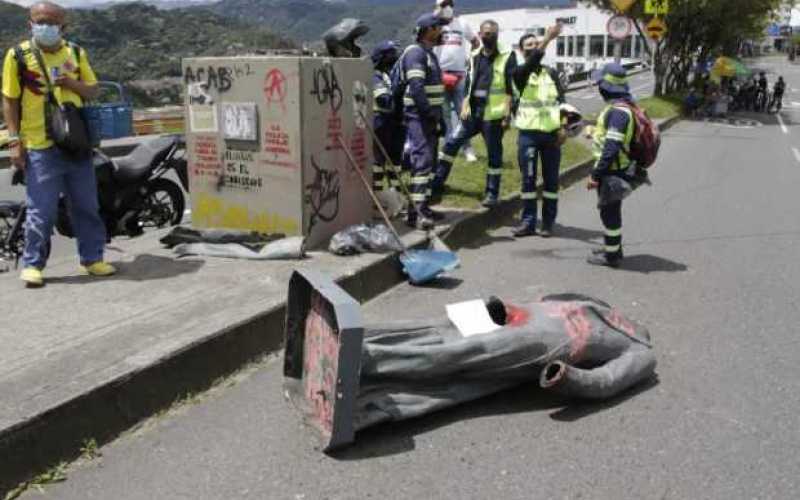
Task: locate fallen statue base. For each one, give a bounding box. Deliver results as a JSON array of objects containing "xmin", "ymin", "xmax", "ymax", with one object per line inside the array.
[{"xmin": 283, "ymin": 270, "xmax": 657, "ymax": 451}]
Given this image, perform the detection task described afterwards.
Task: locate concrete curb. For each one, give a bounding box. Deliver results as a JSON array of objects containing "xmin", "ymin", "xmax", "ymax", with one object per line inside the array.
[{"xmin": 0, "ymin": 114, "xmax": 684, "ymax": 495}]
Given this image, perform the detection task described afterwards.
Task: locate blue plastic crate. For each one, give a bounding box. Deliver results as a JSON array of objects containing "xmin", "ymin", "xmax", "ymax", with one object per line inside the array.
[{"xmin": 81, "ymin": 81, "xmax": 133, "ymax": 144}]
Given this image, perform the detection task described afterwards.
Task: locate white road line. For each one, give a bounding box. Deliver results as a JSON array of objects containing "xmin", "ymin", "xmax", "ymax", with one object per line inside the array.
[
  {"xmin": 793, "ymin": 147, "xmax": 800, "ymax": 164},
  {"xmin": 777, "ymin": 113, "xmax": 789, "ymax": 134}
]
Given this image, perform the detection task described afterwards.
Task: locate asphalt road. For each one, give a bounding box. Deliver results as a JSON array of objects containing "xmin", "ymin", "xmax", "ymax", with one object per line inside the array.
[{"xmin": 21, "ymin": 58, "xmax": 800, "ymax": 499}]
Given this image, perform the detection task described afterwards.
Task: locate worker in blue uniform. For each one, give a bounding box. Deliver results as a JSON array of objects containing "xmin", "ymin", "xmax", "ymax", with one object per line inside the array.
[
  {"xmin": 586, "ymin": 63, "xmax": 637, "ymax": 268},
  {"xmin": 430, "ymin": 19, "xmax": 517, "ymax": 208},
  {"xmin": 401, "ymin": 12, "xmax": 448, "ymax": 230},
  {"xmin": 370, "ymin": 40, "xmax": 402, "ymax": 191}
]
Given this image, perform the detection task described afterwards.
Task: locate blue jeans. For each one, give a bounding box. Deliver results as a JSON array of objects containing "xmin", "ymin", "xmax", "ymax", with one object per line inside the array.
[
  {"xmin": 432, "ymin": 104, "xmax": 505, "ymax": 198},
  {"xmin": 442, "ymin": 72, "xmax": 471, "ymax": 148},
  {"xmin": 23, "ymin": 147, "xmax": 106, "ymax": 269},
  {"xmin": 517, "ymin": 130, "xmax": 562, "ymax": 229}
]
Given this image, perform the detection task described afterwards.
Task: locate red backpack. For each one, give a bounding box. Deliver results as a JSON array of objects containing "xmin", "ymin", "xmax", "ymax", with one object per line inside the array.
[{"xmin": 614, "ymin": 102, "xmax": 661, "ymax": 169}]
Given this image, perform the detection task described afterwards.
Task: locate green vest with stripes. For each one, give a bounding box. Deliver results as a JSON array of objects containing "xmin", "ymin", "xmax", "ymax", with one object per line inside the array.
[
  {"xmin": 592, "ymin": 105, "xmax": 635, "ymax": 171},
  {"xmin": 514, "ymin": 69, "xmax": 561, "ymax": 132},
  {"xmin": 468, "ymin": 47, "xmax": 512, "ymax": 121}
]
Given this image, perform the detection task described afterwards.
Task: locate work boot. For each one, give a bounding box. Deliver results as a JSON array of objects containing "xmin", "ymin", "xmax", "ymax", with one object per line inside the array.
[
  {"xmin": 586, "ymin": 252, "xmax": 622, "ymax": 268},
  {"xmin": 420, "ymin": 206, "xmax": 446, "ymax": 221},
  {"xmin": 481, "ymin": 195, "xmax": 499, "ymax": 208},
  {"xmin": 592, "ymin": 247, "xmax": 624, "ymax": 259},
  {"xmin": 511, "ymin": 223, "xmax": 536, "ymax": 238},
  {"xmin": 406, "ymin": 211, "xmax": 435, "ymax": 230},
  {"xmin": 539, "ymin": 224, "xmax": 554, "ymax": 238}
]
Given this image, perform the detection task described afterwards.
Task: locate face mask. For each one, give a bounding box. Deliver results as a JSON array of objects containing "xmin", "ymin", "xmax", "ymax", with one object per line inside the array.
[
  {"xmin": 481, "ymin": 35, "xmax": 498, "ymax": 49},
  {"xmin": 32, "ymin": 23, "xmax": 62, "ymax": 47},
  {"xmin": 523, "ymin": 49, "xmax": 537, "ymax": 60},
  {"xmin": 439, "ymin": 6, "xmax": 454, "ymax": 20}
]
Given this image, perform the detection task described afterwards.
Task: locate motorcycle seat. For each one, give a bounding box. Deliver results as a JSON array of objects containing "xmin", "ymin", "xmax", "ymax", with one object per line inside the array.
[
  {"xmin": 0, "ymin": 200, "xmax": 23, "ymax": 218},
  {"xmin": 113, "ymin": 136, "xmax": 177, "ymax": 184}
]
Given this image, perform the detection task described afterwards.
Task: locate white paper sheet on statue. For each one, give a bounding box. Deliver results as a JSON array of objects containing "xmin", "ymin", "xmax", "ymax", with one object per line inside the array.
[{"xmin": 446, "ymin": 299, "xmax": 502, "ymax": 337}]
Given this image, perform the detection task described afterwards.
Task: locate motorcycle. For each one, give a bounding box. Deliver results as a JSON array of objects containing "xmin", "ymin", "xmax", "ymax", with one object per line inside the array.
[{"xmin": 0, "ymin": 135, "xmax": 188, "ymax": 266}]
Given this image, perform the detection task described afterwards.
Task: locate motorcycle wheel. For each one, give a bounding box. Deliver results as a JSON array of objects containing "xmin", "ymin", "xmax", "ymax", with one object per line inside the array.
[{"xmin": 140, "ymin": 178, "xmax": 185, "ymax": 228}]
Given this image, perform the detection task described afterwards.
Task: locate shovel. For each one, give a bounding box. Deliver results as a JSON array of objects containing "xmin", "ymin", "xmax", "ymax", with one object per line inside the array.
[
  {"xmin": 356, "ymin": 110, "xmax": 454, "ymax": 256},
  {"xmin": 337, "ymin": 136, "xmax": 459, "ymax": 285}
]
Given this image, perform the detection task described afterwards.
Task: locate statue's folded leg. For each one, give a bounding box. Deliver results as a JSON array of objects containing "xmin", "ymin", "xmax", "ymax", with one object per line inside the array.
[{"xmin": 539, "ymin": 344, "xmax": 657, "ymax": 400}]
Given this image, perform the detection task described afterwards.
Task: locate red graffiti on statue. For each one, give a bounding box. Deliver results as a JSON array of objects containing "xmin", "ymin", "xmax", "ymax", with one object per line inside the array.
[
  {"xmin": 302, "ymin": 292, "xmax": 340, "ymax": 436},
  {"xmin": 543, "ymin": 302, "xmax": 593, "ymax": 362}
]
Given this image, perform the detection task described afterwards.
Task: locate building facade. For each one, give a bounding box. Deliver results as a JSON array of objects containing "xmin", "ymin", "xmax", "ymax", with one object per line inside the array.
[{"xmin": 459, "ymin": 3, "xmax": 650, "ymax": 74}]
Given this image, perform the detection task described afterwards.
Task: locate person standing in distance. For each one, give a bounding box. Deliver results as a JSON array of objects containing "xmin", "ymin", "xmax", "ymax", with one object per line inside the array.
[{"xmin": 433, "ymin": 0, "xmax": 480, "ymax": 163}]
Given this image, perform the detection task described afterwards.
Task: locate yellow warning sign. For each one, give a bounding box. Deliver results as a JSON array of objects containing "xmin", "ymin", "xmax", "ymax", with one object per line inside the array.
[
  {"xmin": 646, "ymin": 16, "xmax": 667, "ymax": 41},
  {"xmin": 645, "ymin": 0, "xmax": 669, "ymax": 15},
  {"xmin": 611, "ymin": 0, "xmax": 637, "ymax": 13}
]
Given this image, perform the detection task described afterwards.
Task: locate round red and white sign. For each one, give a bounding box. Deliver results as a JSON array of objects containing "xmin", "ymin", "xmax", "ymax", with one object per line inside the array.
[{"xmin": 607, "ymin": 15, "xmax": 633, "ymax": 41}]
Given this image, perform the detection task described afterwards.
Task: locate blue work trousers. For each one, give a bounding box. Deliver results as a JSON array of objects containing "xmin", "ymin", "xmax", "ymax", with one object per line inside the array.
[
  {"xmin": 432, "ymin": 106, "xmax": 505, "ymax": 199},
  {"xmin": 373, "ymin": 115, "xmax": 403, "ymax": 191},
  {"xmin": 517, "ymin": 130, "xmax": 561, "ymax": 229},
  {"xmin": 404, "ymin": 116, "xmax": 439, "ymax": 211},
  {"xmin": 23, "ymin": 147, "xmax": 106, "ymax": 269}
]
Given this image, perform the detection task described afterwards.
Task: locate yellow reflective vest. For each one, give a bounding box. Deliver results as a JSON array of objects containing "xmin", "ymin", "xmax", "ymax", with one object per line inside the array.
[{"xmin": 515, "ymin": 69, "xmax": 561, "ymax": 132}]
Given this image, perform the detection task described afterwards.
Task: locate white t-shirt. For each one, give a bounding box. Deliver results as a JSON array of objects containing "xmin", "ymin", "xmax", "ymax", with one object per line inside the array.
[{"xmin": 434, "ymin": 17, "xmax": 476, "ymax": 73}]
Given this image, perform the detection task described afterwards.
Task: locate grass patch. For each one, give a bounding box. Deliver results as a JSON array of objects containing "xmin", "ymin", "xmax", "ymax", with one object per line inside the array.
[
  {"xmin": 439, "ymin": 132, "xmax": 592, "ymax": 209},
  {"xmin": 638, "ymin": 94, "xmax": 684, "ymax": 119}
]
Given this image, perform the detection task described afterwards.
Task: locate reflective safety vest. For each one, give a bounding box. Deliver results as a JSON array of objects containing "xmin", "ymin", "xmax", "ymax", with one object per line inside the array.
[
  {"xmin": 592, "ymin": 105, "xmax": 635, "ymax": 171},
  {"xmin": 468, "ymin": 47, "xmax": 512, "ymax": 121},
  {"xmin": 515, "ymin": 69, "xmax": 561, "ymax": 132},
  {"xmin": 373, "ymin": 70, "xmax": 392, "ymax": 114}
]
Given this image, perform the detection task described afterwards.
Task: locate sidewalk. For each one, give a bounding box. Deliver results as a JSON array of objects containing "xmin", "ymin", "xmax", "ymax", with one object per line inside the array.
[{"xmin": 0, "ymin": 114, "xmax": 681, "ymax": 493}]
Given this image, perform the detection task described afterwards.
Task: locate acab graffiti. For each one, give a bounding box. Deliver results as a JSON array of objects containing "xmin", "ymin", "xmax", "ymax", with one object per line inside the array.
[
  {"xmin": 309, "ymin": 64, "xmax": 343, "ymax": 113},
  {"xmin": 184, "ymin": 63, "xmax": 256, "ymax": 94}
]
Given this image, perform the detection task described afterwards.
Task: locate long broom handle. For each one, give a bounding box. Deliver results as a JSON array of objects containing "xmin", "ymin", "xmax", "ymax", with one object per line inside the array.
[
  {"xmin": 337, "ymin": 136, "xmax": 409, "ymax": 255},
  {"xmin": 357, "ymin": 110, "xmax": 414, "ymax": 203}
]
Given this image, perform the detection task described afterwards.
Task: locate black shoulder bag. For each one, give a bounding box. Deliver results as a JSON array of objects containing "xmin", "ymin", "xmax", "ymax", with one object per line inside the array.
[{"xmin": 30, "ymin": 41, "xmax": 91, "ymax": 157}]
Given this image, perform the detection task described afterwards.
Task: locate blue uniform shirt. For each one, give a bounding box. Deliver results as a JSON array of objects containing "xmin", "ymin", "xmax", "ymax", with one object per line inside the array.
[{"xmin": 402, "ymin": 44, "xmax": 443, "ymax": 122}]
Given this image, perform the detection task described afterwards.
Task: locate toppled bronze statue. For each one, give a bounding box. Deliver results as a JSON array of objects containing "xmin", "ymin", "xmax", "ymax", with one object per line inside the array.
[{"xmin": 284, "ymin": 270, "xmax": 656, "ymax": 451}]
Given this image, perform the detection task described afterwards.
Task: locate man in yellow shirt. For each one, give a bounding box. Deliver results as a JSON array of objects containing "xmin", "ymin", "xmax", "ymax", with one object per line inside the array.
[{"xmin": 2, "ymin": 1, "xmax": 115, "ymax": 287}]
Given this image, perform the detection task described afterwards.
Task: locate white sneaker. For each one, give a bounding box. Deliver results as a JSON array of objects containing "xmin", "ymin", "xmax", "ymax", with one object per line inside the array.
[{"xmin": 464, "ymin": 146, "xmax": 478, "ymax": 163}]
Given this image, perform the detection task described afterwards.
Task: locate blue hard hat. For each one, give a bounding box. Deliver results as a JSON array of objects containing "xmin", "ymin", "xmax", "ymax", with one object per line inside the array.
[
  {"xmin": 371, "ymin": 40, "xmax": 399, "ymax": 65},
  {"xmin": 594, "ymin": 63, "xmax": 629, "ymax": 94},
  {"xmin": 416, "ymin": 12, "xmax": 447, "ymax": 31}
]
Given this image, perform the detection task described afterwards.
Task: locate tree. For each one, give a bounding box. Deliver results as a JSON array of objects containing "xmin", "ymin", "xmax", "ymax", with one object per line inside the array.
[{"xmin": 585, "ymin": 0, "xmax": 784, "ymax": 95}]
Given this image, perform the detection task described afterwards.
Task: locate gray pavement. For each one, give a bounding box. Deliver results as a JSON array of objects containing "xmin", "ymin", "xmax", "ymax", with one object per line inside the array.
[{"xmin": 21, "ymin": 61, "xmax": 800, "ymax": 499}]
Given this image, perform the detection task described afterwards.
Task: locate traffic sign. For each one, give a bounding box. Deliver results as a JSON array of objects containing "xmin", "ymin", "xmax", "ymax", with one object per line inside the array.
[
  {"xmin": 645, "ymin": 0, "xmax": 669, "ymax": 15},
  {"xmin": 607, "ymin": 15, "xmax": 634, "ymax": 41},
  {"xmin": 611, "ymin": 0, "xmax": 637, "ymax": 13},
  {"xmin": 646, "ymin": 16, "xmax": 667, "ymax": 40}
]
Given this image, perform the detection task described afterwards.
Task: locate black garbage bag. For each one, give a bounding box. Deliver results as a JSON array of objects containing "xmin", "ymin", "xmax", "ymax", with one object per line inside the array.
[
  {"xmin": 322, "ymin": 18, "xmax": 369, "ymax": 58},
  {"xmin": 329, "ymin": 223, "xmax": 402, "ymax": 255}
]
